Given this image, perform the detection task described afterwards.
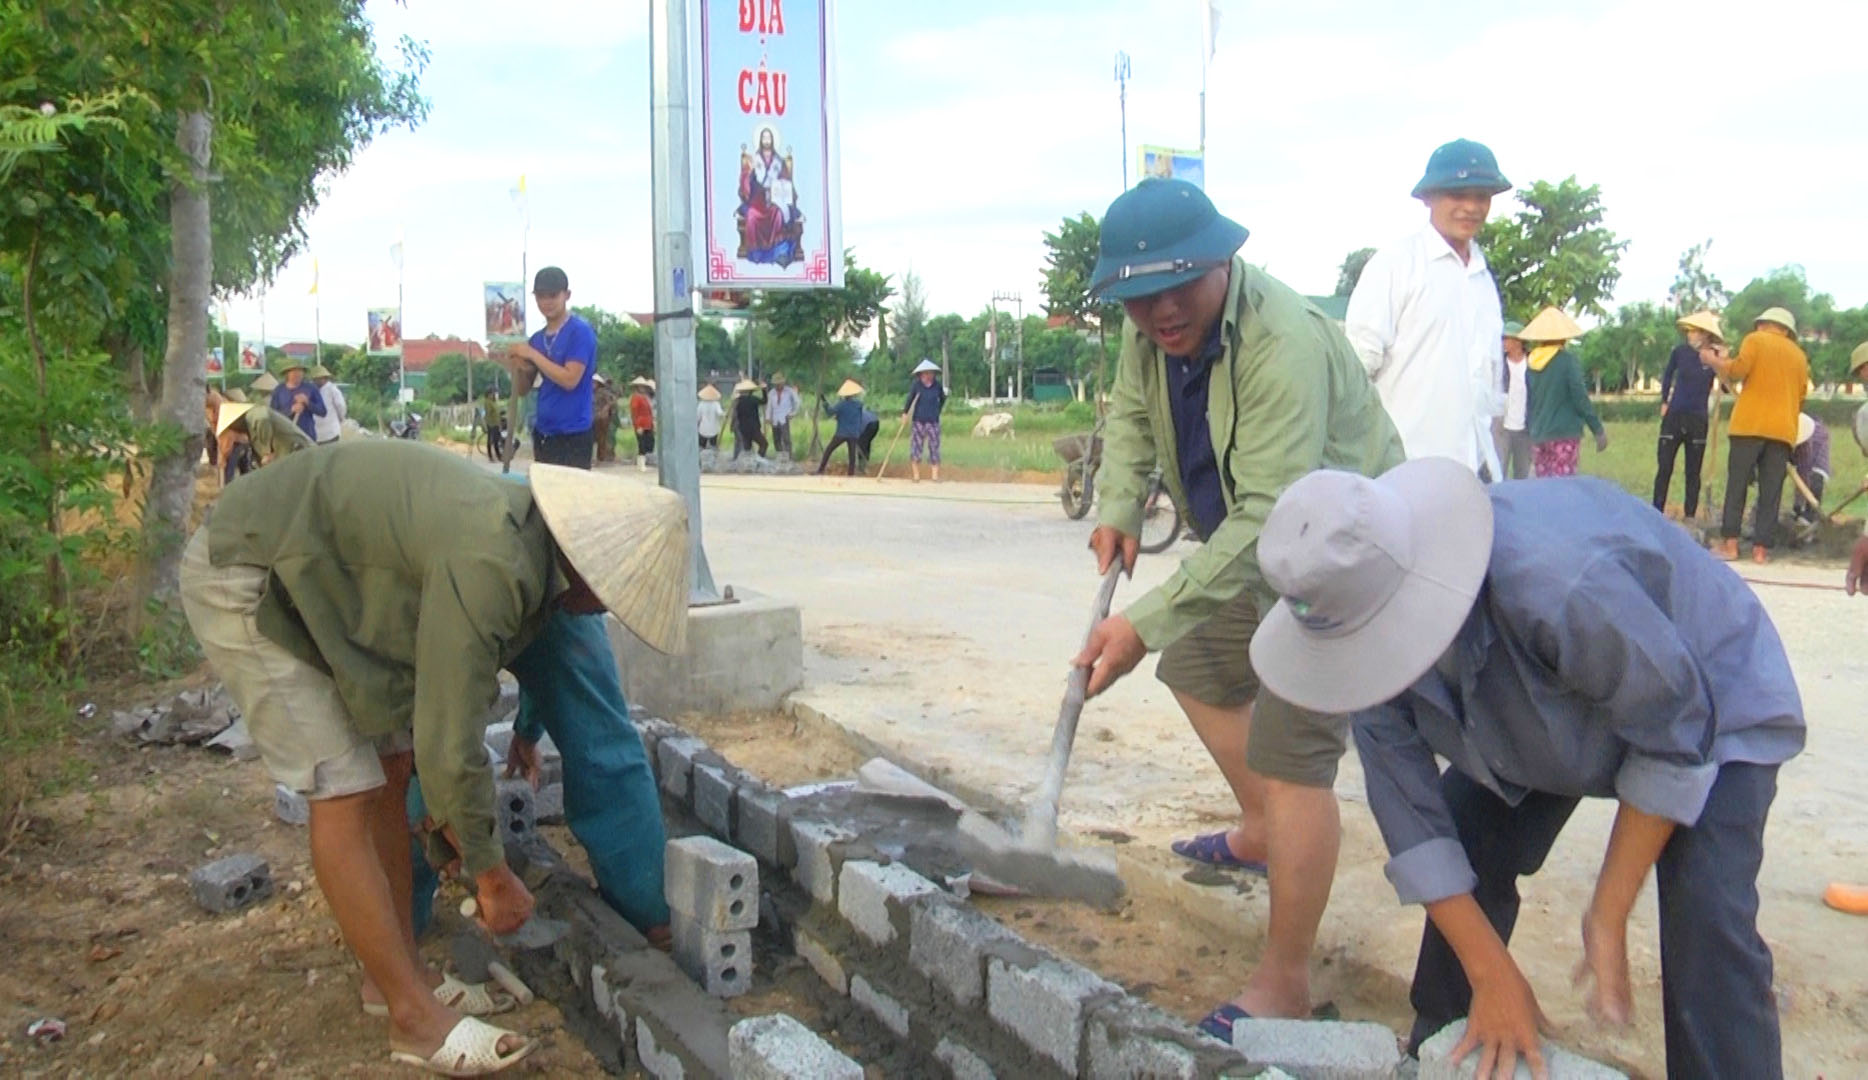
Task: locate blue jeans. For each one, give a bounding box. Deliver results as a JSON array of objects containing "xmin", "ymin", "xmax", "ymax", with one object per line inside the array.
[
  {"xmin": 409, "ymin": 608, "xmax": 670, "ymax": 937},
  {"xmin": 1406, "ymin": 764, "xmax": 1782, "ymax": 1079}
]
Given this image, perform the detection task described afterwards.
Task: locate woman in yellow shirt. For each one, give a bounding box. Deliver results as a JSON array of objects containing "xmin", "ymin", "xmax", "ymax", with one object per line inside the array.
[{"xmin": 1703, "ymin": 307, "xmax": 1808, "ymax": 563}]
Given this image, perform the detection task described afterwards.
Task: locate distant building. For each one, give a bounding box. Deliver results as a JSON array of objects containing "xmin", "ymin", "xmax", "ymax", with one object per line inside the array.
[{"xmin": 400, "ymin": 336, "xmax": 488, "ymax": 392}]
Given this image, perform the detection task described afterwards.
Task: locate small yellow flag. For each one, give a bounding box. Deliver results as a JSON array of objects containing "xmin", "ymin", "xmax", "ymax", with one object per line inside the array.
[{"xmin": 308, "ymin": 257, "xmax": 320, "ymax": 296}]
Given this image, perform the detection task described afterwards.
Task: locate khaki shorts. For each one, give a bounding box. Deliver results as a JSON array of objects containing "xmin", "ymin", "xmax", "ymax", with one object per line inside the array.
[
  {"xmin": 1155, "ymin": 589, "xmax": 1349, "ymax": 788},
  {"xmin": 179, "ymin": 529, "xmax": 410, "ymax": 799}
]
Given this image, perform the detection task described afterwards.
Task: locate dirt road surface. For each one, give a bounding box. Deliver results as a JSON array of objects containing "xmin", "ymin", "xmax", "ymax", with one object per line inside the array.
[{"xmin": 686, "ymin": 470, "xmax": 1868, "ymax": 1077}]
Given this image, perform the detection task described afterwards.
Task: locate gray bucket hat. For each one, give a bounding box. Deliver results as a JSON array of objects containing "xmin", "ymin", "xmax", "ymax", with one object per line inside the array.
[
  {"xmin": 1089, "ymin": 179, "xmax": 1249, "ymax": 302},
  {"xmin": 1250, "ymin": 460, "xmax": 1495, "ymax": 715}
]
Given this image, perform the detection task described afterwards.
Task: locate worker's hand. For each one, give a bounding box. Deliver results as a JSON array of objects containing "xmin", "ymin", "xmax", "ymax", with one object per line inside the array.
[
  {"xmin": 290, "ymin": 398, "xmax": 305, "ymax": 416},
  {"xmin": 1846, "ymin": 536, "xmax": 1868, "ymax": 595},
  {"xmin": 1088, "ymin": 525, "xmax": 1139, "ymax": 577},
  {"xmin": 1594, "ymin": 430, "xmax": 1610, "ymax": 454},
  {"xmin": 1455, "ymin": 961, "xmax": 1550, "ymax": 1080},
  {"xmin": 1659, "ymin": 403, "xmax": 1668, "ymax": 418},
  {"xmin": 502, "ymin": 736, "xmax": 542, "ymax": 789},
  {"xmin": 1074, "ymin": 614, "xmax": 1146, "ymax": 699},
  {"xmin": 471, "ymin": 863, "xmax": 535, "ymax": 935},
  {"xmin": 1573, "ymin": 908, "xmax": 1633, "ymax": 1027}
]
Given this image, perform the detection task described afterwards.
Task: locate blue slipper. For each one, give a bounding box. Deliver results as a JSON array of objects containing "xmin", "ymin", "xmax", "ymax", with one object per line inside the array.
[
  {"xmin": 1198, "ymin": 1003, "xmax": 1252, "ymax": 1041},
  {"xmin": 1171, "ymin": 832, "xmax": 1268, "ymax": 875}
]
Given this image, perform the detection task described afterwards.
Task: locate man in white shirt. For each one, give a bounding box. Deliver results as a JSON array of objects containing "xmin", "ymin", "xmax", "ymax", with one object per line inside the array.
[
  {"xmin": 311, "ymin": 364, "xmax": 347, "ymax": 445},
  {"xmin": 1346, "ymin": 139, "xmax": 1511, "ymax": 479},
  {"xmin": 1497, "ymin": 321, "xmax": 1531, "ymax": 479},
  {"xmin": 765, "ymin": 372, "xmax": 801, "ymax": 458}
]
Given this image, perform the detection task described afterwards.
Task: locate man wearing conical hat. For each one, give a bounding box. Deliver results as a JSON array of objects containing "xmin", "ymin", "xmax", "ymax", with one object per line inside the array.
[
  {"xmin": 815, "ymin": 379, "xmax": 869, "ymax": 475},
  {"xmin": 730, "ymin": 378, "xmax": 769, "ymax": 459},
  {"xmin": 216, "ymin": 402, "xmax": 314, "ymax": 486},
  {"xmin": 1072, "ymin": 177, "xmax": 1404, "ymax": 1036},
  {"xmin": 179, "ymin": 440, "xmax": 686, "ymax": 1074},
  {"xmin": 269, "ymin": 358, "xmax": 325, "ymax": 442},
  {"xmin": 765, "ymin": 371, "xmax": 801, "ymax": 458},
  {"xmin": 1701, "ymin": 306, "xmax": 1808, "ymax": 562},
  {"xmin": 1653, "ymin": 311, "xmax": 1723, "ymax": 519},
  {"xmin": 1347, "ymin": 138, "xmax": 1512, "ymax": 480},
  {"xmin": 310, "ymin": 364, "xmax": 348, "ymax": 445}
]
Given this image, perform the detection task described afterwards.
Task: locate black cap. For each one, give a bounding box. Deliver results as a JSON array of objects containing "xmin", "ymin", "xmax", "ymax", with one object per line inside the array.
[{"xmin": 533, "ymin": 266, "xmax": 569, "ymax": 294}]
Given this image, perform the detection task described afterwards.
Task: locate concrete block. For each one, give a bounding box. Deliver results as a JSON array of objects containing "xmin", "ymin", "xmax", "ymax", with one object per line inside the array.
[
  {"xmin": 837, "ymin": 860, "xmax": 940, "ymax": 947},
  {"xmin": 849, "ymin": 974, "xmax": 911, "ymax": 1039},
  {"xmin": 535, "ymin": 782, "xmax": 565, "ymax": 825},
  {"xmin": 272, "ymin": 784, "xmax": 308, "ymax": 826},
  {"xmin": 188, "ymin": 853, "xmax": 273, "ymax": 914},
  {"xmin": 987, "ymin": 953, "xmax": 1121, "ymax": 1074},
  {"xmin": 636, "ymin": 1017, "xmax": 686, "ymax": 1080},
  {"xmin": 1085, "ymin": 997, "xmax": 1253, "ymax": 1080},
  {"xmin": 1230, "ymin": 1018, "xmax": 1401, "ymax": 1080},
  {"xmin": 729, "ymin": 1014, "xmax": 863, "ymax": 1080},
  {"xmin": 671, "ymin": 919, "xmax": 751, "ymax": 998},
  {"xmin": 494, "ymin": 779, "xmax": 536, "ymax": 844},
  {"xmin": 1418, "ymin": 1021, "xmax": 1627, "ymax": 1080},
  {"xmin": 691, "ymin": 761, "xmax": 738, "ymax": 838},
  {"xmin": 790, "ymin": 819, "xmax": 856, "ymax": 905},
  {"xmin": 664, "ymin": 835, "xmax": 759, "ymax": 931},
  {"xmin": 607, "ymin": 591, "xmax": 803, "ymax": 718},
  {"xmin": 934, "ymin": 1036, "xmax": 997, "ymax": 1080},
  {"xmin": 656, "ymin": 735, "xmax": 707, "ymax": 804},
  {"xmin": 909, "ymin": 897, "xmax": 1027, "ymax": 1008},
  {"xmin": 734, "ymin": 782, "xmax": 795, "ymax": 867},
  {"xmin": 793, "ymin": 926, "xmax": 848, "ymax": 993}
]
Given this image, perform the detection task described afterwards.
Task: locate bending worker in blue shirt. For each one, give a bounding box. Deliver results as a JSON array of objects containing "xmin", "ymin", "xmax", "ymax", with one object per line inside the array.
[{"xmin": 1251, "ymin": 461, "xmax": 1803, "ymax": 1080}]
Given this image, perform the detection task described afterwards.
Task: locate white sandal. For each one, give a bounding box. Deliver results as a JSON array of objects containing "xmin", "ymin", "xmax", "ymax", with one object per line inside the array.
[
  {"xmin": 389, "ymin": 1016, "xmax": 536, "ymax": 1076},
  {"xmin": 364, "ymin": 974, "xmax": 517, "ymax": 1018}
]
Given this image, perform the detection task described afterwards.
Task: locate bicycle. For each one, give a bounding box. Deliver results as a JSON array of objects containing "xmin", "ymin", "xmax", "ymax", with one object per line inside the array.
[{"xmin": 1054, "ymin": 418, "xmax": 1183, "ymax": 554}]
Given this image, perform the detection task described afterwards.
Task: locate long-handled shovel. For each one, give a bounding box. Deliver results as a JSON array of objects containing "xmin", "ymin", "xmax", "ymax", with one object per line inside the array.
[{"xmin": 874, "ymin": 392, "xmax": 921, "ymax": 479}]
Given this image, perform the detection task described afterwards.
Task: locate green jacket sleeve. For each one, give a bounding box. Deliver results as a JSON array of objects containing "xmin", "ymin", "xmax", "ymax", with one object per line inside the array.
[
  {"xmin": 1567, "ymin": 353, "xmax": 1603, "ymax": 437},
  {"xmin": 1124, "ymin": 330, "xmax": 1332, "ymax": 650},
  {"xmin": 1096, "ymin": 323, "xmax": 1156, "ymax": 538},
  {"xmin": 413, "ymin": 554, "xmax": 537, "ymax": 876}
]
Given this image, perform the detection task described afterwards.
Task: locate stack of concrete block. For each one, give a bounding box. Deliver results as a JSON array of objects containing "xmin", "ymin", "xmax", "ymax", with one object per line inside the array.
[
  {"xmin": 494, "ymin": 778, "xmax": 536, "ymax": 844},
  {"xmin": 1229, "ymin": 1017, "xmax": 1401, "ymax": 1080},
  {"xmin": 664, "ymin": 835, "xmax": 758, "ymax": 998}
]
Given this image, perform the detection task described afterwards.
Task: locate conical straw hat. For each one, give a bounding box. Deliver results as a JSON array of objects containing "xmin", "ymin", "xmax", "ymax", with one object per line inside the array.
[
  {"xmin": 529, "ymin": 465, "xmax": 690, "ymax": 655},
  {"xmin": 913, "ymin": 359, "xmax": 940, "ymax": 375},
  {"xmin": 1797, "ymin": 413, "xmax": 1816, "ymax": 447},
  {"xmin": 214, "ymin": 401, "xmax": 254, "ymax": 437},
  {"xmin": 698, "ymin": 384, "xmax": 721, "ymax": 401},
  {"xmin": 734, "ymin": 378, "xmax": 758, "ymax": 393},
  {"xmin": 630, "ymin": 376, "xmax": 653, "ymax": 388},
  {"xmin": 837, "ymin": 378, "xmax": 864, "ymax": 397},
  {"xmin": 1676, "ymin": 310, "xmax": 1724, "ymax": 342},
  {"xmin": 251, "ymin": 372, "xmax": 279, "ymax": 393},
  {"xmin": 1518, "ymin": 306, "xmax": 1583, "ymax": 343}
]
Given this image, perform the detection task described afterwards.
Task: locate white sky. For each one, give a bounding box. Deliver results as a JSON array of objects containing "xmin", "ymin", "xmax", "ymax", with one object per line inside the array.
[{"xmin": 222, "ymin": 0, "xmax": 1868, "ymax": 347}]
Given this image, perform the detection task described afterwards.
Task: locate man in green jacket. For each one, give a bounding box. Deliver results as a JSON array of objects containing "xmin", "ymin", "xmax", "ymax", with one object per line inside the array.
[
  {"xmin": 1074, "ymin": 178, "xmax": 1404, "ymax": 1035},
  {"xmin": 180, "ymin": 441, "xmax": 688, "ymax": 1073}
]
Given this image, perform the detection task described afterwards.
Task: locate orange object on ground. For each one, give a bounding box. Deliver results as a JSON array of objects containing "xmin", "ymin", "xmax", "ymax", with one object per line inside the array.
[{"xmin": 1823, "ymin": 882, "xmax": 1868, "ymax": 915}]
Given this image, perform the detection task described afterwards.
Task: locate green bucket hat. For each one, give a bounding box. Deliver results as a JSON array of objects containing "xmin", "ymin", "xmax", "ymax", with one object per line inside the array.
[
  {"xmin": 1502, "ymin": 319, "xmax": 1525, "ymax": 339},
  {"xmin": 1089, "ymin": 179, "xmax": 1249, "ymax": 302},
  {"xmin": 1412, "ymin": 139, "xmax": 1511, "ymax": 199},
  {"xmin": 309, "ymin": 363, "xmax": 332, "ymax": 379}
]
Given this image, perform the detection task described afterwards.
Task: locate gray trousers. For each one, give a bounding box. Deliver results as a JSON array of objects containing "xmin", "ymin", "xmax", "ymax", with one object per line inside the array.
[
  {"xmin": 1407, "ymin": 762, "xmax": 1782, "ymax": 1079},
  {"xmin": 1493, "ymin": 427, "xmax": 1532, "ymax": 480}
]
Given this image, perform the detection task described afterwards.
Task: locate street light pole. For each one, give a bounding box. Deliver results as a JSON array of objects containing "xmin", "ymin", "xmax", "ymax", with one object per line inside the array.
[
  {"xmin": 1113, "ymin": 51, "xmax": 1131, "ymax": 189},
  {"xmin": 992, "ymin": 290, "xmax": 1022, "ymax": 400}
]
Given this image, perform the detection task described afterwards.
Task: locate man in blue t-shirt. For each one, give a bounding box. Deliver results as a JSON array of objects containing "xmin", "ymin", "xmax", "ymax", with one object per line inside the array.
[{"xmin": 506, "ymin": 266, "xmax": 599, "ymax": 468}]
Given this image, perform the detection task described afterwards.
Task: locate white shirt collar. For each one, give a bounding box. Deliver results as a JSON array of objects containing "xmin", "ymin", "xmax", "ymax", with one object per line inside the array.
[{"xmin": 1418, "ymin": 223, "xmax": 1489, "ymax": 276}]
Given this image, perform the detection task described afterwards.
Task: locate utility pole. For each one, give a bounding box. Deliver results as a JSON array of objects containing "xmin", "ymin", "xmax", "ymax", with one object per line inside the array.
[
  {"xmin": 651, "ymin": 0, "xmax": 719, "ymax": 603},
  {"xmin": 992, "ymin": 290, "xmax": 1022, "ymax": 400},
  {"xmin": 1114, "ymin": 51, "xmax": 1131, "ymax": 189}
]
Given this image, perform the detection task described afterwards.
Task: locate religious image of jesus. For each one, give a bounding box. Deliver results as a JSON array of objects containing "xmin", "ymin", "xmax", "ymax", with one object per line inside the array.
[{"xmin": 736, "ymin": 126, "xmax": 802, "ymax": 266}]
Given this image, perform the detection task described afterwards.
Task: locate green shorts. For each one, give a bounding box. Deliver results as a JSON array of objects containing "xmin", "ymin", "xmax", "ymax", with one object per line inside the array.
[{"xmin": 1154, "ymin": 589, "xmax": 1349, "ymax": 788}]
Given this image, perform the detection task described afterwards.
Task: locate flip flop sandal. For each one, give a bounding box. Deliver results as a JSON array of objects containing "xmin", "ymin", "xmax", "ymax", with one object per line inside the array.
[
  {"xmin": 1171, "ymin": 832, "xmax": 1268, "ymax": 875},
  {"xmin": 364, "ymin": 974, "xmax": 517, "ymax": 1018},
  {"xmin": 389, "ymin": 1016, "xmax": 536, "ymax": 1077},
  {"xmin": 1198, "ymin": 1002, "xmax": 1253, "ymax": 1041},
  {"xmin": 1824, "ymin": 882, "xmax": 1868, "ymax": 915}
]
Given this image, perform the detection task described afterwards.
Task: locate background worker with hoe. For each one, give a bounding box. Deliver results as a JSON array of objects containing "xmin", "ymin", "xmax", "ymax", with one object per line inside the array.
[
  {"xmin": 179, "ymin": 441, "xmax": 689, "ymax": 1076},
  {"xmin": 1070, "ymin": 176, "xmax": 1404, "ymax": 1038}
]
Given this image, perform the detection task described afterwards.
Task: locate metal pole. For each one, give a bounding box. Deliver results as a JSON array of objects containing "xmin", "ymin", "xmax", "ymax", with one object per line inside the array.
[
  {"xmin": 651, "ymin": 0, "xmax": 719, "ymax": 603},
  {"xmin": 1114, "ymin": 51, "xmax": 1130, "ymax": 189}
]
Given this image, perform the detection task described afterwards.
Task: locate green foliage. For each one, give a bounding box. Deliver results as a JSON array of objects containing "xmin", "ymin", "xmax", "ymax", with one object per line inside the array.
[
  {"xmin": 754, "ymin": 253, "xmax": 893, "ymax": 453},
  {"xmin": 1579, "ymin": 302, "xmax": 1679, "ymax": 391},
  {"xmin": 1668, "ymin": 241, "xmax": 1728, "ymax": 315},
  {"xmin": 336, "ymin": 349, "xmax": 401, "ymax": 399},
  {"xmin": 1040, "ymin": 213, "xmax": 1121, "ymax": 393},
  {"xmin": 1480, "ymin": 177, "xmax": 1628, "ymax": 320},
  {"xmin": 1335, "ymin": 247, "xmax": 1376, "ymax": 297},
  {"xmin": 422, "ymin": 353, "xmax": 508, "ymax": 405}
]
